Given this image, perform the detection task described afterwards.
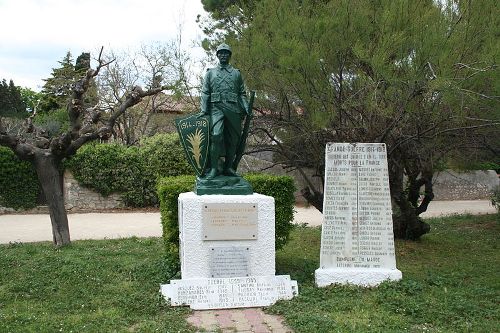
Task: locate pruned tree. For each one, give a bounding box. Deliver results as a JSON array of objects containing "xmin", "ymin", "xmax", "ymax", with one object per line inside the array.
[
  {"xmin": 0, "ymin": 48, "xmax": 172, "ymax": 246},
  {"xmin": 97, "ymin": 40, "xmax": 201, "ymax": 145}
]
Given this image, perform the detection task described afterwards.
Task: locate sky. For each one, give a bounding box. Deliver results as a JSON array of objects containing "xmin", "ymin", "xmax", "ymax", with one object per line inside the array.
[{"xmin": 0, "ymin": 0, "xmax": 208, "ymax": 91}]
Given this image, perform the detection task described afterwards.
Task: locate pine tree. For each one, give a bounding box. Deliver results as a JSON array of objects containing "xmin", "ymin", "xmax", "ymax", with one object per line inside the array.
[
  {"xmin": 0, "ymin": 79, "xmax": 27, "ymax": 118},
  {"xmin": 0, "ymin": 80, "xmax": 8, "ymax": 116},
  {"xmin": 204, "ymin": 0, "xmax": 500, "ymax": 239},
  {"xmin": 39, "ymin": 52, "xmax": 76, "ymax": 113}
]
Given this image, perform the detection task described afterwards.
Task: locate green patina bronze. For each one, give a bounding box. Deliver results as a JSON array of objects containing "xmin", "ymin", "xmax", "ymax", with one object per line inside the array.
[
  {"xmin": 175, "ymin": 115, "xmax": 210, "ymax": 176},
  {"xmin": 176, "ymin": 43, "xmax": 254, "ymax": 195}
]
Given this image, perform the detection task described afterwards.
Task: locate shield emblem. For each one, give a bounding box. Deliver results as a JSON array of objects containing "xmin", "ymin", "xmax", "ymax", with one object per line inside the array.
[{"xmin": 175, "ymin": 114, "xmax": 210, "ymax": 176}]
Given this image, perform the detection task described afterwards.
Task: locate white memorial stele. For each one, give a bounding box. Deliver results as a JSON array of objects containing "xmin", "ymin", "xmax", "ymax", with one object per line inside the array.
[
  {"xmin": 161, "ymin": 192, "xmax": 298, "ymax": 309},
  {"xmin": 315, "ymin": 143, "xmax": 402, "ymax": 287}
]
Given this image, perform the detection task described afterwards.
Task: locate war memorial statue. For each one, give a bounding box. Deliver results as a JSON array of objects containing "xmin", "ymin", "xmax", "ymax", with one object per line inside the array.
[
  {"xmin": 176, "ymin": 43, "xmax": 254, "ymax": 195},
  {"xmin": 164, "ymin": 44, "xmax": 298, "ymax": 310}
]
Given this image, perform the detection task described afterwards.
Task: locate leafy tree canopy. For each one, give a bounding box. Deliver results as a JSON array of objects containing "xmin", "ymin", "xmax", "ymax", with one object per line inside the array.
[{"xmin": 202, "ymin": 0, "xmax": 500, "ymax": 239}]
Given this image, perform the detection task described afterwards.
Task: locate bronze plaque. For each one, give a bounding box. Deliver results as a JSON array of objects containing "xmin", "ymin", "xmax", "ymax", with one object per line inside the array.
[{"xmin": 203, "ymin": 203, "xmax": 258, "ymax": 240}]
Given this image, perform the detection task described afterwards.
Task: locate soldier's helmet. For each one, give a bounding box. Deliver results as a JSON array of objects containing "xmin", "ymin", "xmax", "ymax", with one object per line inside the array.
[{"xmin": 216, "ymin": 43, "xmax": 232, "ymax": 55}]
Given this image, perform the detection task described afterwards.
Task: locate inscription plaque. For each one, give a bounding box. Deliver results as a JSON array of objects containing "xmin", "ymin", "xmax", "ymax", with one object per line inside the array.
[
  {"xmin": 203, "ymin": 203, "xmax": 258, "ymax": 240},
  {"xmin": 210, "ymin": 246, "xmax": 250, "ymax": 278},
  {"xmin": 320, "ymin": 143, "xmax": 398, "ymax": 270},
  {"xmin": 161, "ymin": 275, "xmax": 298, "ymax": 310}
]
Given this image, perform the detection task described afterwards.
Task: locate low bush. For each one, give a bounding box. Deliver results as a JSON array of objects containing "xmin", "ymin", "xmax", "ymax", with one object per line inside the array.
[
  {"xmin": 470, "ymin": 162, "xmax": 500, "ymax": 173},
  {"xmin": 65, "ymin": 133, "xmax": 192, "ymax": 207},
  {"xmin": 65, "ymin": 143, "xmax": 130, "ymax": 196},
  {"xmin": 157, "ymin": 175, "xmax": 194, "ymax": 259},
  {"xmin": 157, "ymin": 174, "xmax": 296, "ymax": 256},
  {"xmin": 244, "ymin": 173, "xmax": 296, "ymax": 249},
  {"xmin": 0, "ymin": 146, "xmax": 40, "ymax": 209},
  {"xmin": 139, "ymin": 134, "xmax": 192, "ymax": 178}
]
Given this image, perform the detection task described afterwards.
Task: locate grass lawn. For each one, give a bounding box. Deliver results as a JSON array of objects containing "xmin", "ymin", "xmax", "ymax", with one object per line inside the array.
[
  {"xmin": 0, "ymin": 214, "xmax": 498, "ymax": 332},
  {"xmin": 273, "ymin": 214, "xmax": 499, "ymax": 332},
  {"xmin": 0, "ymin": 238, "xmax": 193, "ymax": 333}
]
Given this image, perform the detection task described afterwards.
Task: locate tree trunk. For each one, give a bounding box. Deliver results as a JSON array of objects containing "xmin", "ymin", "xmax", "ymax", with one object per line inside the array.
[
  {"xmin": 33, "ymin": 152, "xmax": 70, "ymax": 246},
  {"xmin": 301, "ymin": 187, "xmax": 324, "ymax": 212},
  {"xmin": 388, "ymin": 154, "xmax": 431, "ymax": 240}
]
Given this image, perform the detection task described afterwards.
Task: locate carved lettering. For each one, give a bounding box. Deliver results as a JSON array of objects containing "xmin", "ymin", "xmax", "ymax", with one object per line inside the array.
[
  {"xmin": 203, "ymin": 203, "xmax": 258, "ymax": 240},
  {"xmin": 320, "ymin": 143, "xmax": 398, "ymax": 270}
]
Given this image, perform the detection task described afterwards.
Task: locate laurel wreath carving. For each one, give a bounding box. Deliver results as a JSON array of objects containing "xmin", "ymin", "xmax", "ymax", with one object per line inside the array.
[{"xmin": 186, "ymin": 128, "xmax": 205, "ymax": 169}]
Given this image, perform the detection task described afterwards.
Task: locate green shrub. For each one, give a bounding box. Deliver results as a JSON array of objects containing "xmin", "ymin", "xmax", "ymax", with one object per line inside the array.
[
  {"xmin": 157, "ymin": 175, "xmax": 195, "ymax": 257},
  {"xmin": 65, "ymin": 143, "xmax": 129, "ymax": 196},
  {"xmin": 119, "ymin": 146, "xmax": 158, "ymax": 207},
  {"xmin": 477, "ymin": 162, "xmax": 500, "ymax": 173},
  {"xmin": 157, "ymin": 174, "xmax": 296, "ymax": 256},
  {"xmin": 244, "ymin": 174, "xmax": 296, "ymax": 249},
  {"xmin": 139, "ymin": 134, "xmax": 192, "ymax": 178},
  {"xmin": 123, "ymin": 133, "xmax": 193, "ymax": 207},
  {"xmin": 65, "ymin": 133, "xmax": 193, "ymax": 207},
  {"xmin": 0, "ymin": 146, "xmax": 40, "ymax": 209}
]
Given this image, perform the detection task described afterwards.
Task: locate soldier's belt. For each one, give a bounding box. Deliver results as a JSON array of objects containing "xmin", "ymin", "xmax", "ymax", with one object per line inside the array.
[{"xmin": 210, "ymin": 92, "xmax": 237, "ymax": 103}]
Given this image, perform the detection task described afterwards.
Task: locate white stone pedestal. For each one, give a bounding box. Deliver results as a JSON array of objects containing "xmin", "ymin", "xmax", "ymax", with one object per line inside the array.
[
  {"xmin": 178, "ymin": 192, "xmax": 276, "ymax": 278},
  {"xmin": 160, "ymin": 192, "xmax": 298, "ymax": 309}
]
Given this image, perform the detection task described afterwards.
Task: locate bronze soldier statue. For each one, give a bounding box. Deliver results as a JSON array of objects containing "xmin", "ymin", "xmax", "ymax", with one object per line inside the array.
[{"xmin": 199, "ymin": 43, "xmax": 251, "ymax": 179}]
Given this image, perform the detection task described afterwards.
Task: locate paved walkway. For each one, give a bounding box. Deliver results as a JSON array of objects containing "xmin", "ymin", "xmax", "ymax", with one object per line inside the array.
[
  {"xmin": 187, "ymin": 308, "xmax": 292, "ymax": 333},
  {"xmin": 0, "ymin": 200, "xmax": 495, "ymax": 244},
  {"xmin": 0, "ymin": 200, "xmax": 495, "ymax": 333}
]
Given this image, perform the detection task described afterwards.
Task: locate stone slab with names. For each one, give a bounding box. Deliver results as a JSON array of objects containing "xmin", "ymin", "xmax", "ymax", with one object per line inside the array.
[
  {"xmin": 315, "ymin": 143, "xmax": 402, "ymax": 287},
  {"xmin": 210, "ymin": 246, "xmax": 250, "ymax": 278},
  {"xmin": 161, "ymin": 275, "xmax": 298, "ymax": 310}
]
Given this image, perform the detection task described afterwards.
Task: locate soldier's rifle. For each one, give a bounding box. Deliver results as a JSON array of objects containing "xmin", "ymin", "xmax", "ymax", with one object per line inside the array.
[{"xmin": 233, "ymin": 91, "xmax": 255, "ymax": 170}]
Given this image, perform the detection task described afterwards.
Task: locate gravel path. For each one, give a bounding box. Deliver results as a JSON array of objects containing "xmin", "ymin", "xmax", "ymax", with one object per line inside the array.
[{"xmin": 0, "ymin": 200, "xmax": 495, "ymax": 244}]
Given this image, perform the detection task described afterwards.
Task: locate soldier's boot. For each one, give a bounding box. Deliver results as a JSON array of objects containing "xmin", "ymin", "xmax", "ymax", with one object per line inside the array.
[
  {"xmin": 206, "ymin": 168, "xmax": 218, "ymax": 179},
  {"xmin": 223, "ymin": 166, "xmax": 238, "ymax": 177},
  {"xmin": 206, "ymin": 138, "xmax": 221, "ymax": 179},
  {"xmin": 223, "ymin": 147, "xmax": 239, "ymax": 177}
]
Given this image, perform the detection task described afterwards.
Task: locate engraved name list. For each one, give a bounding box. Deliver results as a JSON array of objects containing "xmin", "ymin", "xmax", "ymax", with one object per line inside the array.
[{"xmin": 320, "ymin": 143, "xmax": 397, "ymax": 270}]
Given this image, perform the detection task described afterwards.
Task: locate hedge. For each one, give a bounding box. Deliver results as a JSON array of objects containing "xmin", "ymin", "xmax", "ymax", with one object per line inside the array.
[
  {"xmin": 244, "ymin": 173, "xmax": 296, "ymax": 249},
  {"xmin": 0, "ymin": 146, "xmax": 40, "ymax": 209},
  {"xmin": 157, "ymin": 174, "xmax": 296, "ymax": 257},
  {"xmin": 65, "ymin": 133, "xmax": 191, "ymax": 207}
]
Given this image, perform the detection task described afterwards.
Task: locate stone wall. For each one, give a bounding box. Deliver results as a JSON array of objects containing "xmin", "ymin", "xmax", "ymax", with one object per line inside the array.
[
  {"xmin": 63, "ymin": 171, "xmax": 123, "ymax": 210},
  {"xmin": 62, "ymin": 167, "xmax": 500, "ymax": 206},
  {"xmin": 432, "ymin": 170, "xmax": 499, "ymax": 200},
  {"xmin": 240, "ymin": 155, "xmax": 499, "ymax": 202},
  {"xmin": 239, "ymin": 155, "xmax": 323, "ymax": 203},
  {"xmin": 1, "ymin": 165, "xmax": 498, "ymax": 213}
]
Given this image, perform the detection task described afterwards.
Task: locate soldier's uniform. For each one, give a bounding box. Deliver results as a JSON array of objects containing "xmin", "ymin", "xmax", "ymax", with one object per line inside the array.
[{"xmin": 200, "ymin": 45, "xmax": 249, "ymax": 176}]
